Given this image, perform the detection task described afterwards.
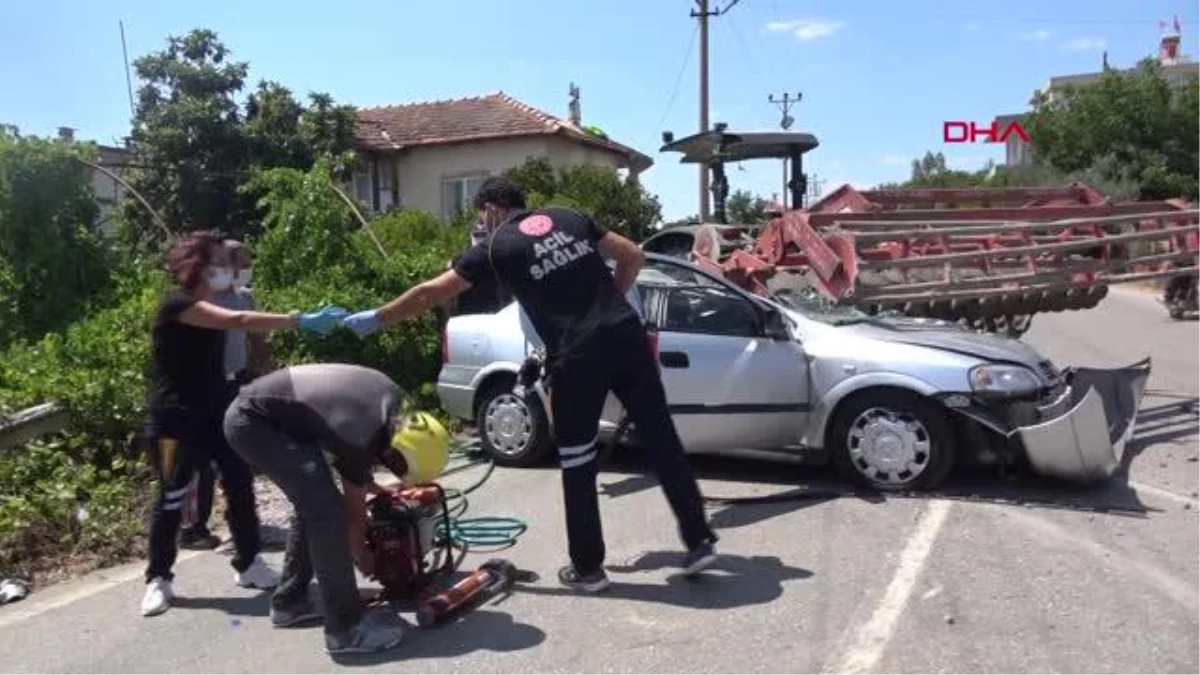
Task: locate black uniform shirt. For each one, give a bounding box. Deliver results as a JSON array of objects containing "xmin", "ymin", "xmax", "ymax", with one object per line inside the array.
[
  {"xmin": 146, "ymin": 290, "xmax": 227, "ymax": 425},
  {"xmin": 452, "ymin": 207, "xmax": 639, "ymax": 359}
]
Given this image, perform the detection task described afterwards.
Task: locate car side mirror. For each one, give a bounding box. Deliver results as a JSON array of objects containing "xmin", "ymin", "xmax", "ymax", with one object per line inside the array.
[{"xmin": 761, "ymin": 306, "xmax": 791, "ymax": 341}]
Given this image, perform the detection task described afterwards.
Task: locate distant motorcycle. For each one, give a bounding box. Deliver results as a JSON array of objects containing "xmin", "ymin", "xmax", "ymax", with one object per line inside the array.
[{"xmin": 1163, "ymin": 273, "xmax": 1198, "ymax": 319}]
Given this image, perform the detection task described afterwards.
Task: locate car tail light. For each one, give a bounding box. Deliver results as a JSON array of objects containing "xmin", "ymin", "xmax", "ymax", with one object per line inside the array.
[{"xmin": 440, "ymin": 325, "xmax": 449, "ymax": 364}]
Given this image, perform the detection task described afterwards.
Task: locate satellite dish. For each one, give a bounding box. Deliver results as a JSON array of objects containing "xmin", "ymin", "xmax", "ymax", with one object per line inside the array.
[{"xmin": 781, "ymin": 114, "xmax": 794, "ymax": 130}]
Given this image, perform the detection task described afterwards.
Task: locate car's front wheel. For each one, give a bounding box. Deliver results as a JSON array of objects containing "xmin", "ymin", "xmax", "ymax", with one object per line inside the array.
[
  {"xmin": 829, "ymin": 389, "xmax": 956, "ymax": 491},
  {"xmin": 474, "ymin": 377, "xmax": 553, "ymax": 467}
]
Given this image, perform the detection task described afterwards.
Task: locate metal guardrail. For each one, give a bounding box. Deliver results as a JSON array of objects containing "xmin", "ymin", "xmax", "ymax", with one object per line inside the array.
[{"xmin": 0, "ymin": 403, "xmax": 70, "ymax": 455}]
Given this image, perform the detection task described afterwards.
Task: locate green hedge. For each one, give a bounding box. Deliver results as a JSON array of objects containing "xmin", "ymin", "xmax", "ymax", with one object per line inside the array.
[
  {"xmin": 247, "ymin": 164, "xmax": 472, "ymax": 411},
  {"xmin": 0, "ymin": 263, "xmax": 164, "ymax": 576},
  {"xmin": 0, "ymin": 163, "xmax": 474, "ymax": 579}
]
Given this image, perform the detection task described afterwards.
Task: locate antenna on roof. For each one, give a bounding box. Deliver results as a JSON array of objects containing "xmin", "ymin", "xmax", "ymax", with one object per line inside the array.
[{"xmin": 568, "ymin": 83, "xmax": 581, "ymax": 126}]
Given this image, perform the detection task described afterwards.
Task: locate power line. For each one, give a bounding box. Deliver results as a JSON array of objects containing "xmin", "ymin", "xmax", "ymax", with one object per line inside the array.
[
  {"xmin": 651, "ymin": 23, "xmax": 700, "ymax": 146},
  {"xmin": 119, "ymin": 21, "xmax": 135, "ymax": 120},
  {"xmin": 722, "ymin": 7, "xmax": 777, "ymax": 95}
]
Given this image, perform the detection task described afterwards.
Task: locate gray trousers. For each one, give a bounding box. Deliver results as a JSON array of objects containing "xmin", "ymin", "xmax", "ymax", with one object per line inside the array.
[{"xmin": 223, "ymin": 400, "xmax": 363, "ymax": 635}]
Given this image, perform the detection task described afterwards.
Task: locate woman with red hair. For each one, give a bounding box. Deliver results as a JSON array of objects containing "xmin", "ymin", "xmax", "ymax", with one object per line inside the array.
[{"xmin": 141, "ymin": 231, "xmax": 347, "ymax": 617}]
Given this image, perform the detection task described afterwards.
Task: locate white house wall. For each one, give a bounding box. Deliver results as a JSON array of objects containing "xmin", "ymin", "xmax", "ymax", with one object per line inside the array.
[
  {"xmin": 364, "ymin": 136, "xmax": 631, "ymax": 220},
  {"xmin": 543, "ymin": 136, "xmax": 626, "ymax": 175},
  {"xmin": 394, "ymin": 136, "xmax": 555, "ymax": 218}
]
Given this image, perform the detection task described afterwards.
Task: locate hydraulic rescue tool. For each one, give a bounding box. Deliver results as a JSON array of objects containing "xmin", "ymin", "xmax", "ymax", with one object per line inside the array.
[{"xmin": 415, "ymin": 558, "xmax": 533, "ymax": 627}]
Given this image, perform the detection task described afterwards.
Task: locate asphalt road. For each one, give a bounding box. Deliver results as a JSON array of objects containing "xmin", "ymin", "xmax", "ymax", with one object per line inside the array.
[{"xmin": 1, "ymin": 285, "xmax": 1196, "ymax": 674}]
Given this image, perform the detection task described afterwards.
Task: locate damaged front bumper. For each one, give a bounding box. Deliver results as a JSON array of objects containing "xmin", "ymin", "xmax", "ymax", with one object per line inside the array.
[
  {"xmin": 945, "ymin": 358, "xmax": 1152, "ymax": 483},
  {"xmin": 1014, "ymin": 358, "xmax": 1151, "ymax": 482}
]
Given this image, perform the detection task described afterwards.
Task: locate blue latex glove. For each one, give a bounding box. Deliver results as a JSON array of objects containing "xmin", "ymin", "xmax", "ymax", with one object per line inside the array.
[
  {"xmin": 298, "ymin": 305, "xmax": 350, "ymax": 335},
  {"xmin": 343, "ymin": 309, "xmax": 382, "ymax": 338}
]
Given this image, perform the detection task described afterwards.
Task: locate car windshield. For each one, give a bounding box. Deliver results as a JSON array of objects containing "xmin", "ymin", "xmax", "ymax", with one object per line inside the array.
[
  {"xmin": 769, "ymin": 284, "xmax": 880, "ymax": 325},
  {"xmin": 635, "ymin": 258, "xmax": 900, "ymax": 327}
]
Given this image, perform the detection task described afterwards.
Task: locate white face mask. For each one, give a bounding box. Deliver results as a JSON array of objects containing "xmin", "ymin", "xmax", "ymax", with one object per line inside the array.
[
  {"xmin": 205, "ymin": 266, "xmax": 234, "ymax": 291},
  {"xmin": 233, "ymin": 268, "xmax": 253, "ymax": 289}
]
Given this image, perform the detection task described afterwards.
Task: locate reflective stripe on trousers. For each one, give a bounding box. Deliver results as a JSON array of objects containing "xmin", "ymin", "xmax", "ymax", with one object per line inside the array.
[{"xmin": 560, "ymin": 435, "xmax": 598, "ymax": 470}]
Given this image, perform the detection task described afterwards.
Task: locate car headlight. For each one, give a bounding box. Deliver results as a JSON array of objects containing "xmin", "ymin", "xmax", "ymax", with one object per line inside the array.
[{"xmin": 969, "ymin": 364, "xmax": 1040, "ymax": 395}]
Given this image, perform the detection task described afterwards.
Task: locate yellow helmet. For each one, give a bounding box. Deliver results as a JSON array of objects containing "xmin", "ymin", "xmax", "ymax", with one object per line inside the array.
[{"xmin": 390, "ymin": 411, "xmax": 450, "ymax": 483}]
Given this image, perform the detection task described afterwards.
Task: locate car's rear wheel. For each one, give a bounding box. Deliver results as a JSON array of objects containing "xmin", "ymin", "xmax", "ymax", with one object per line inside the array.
[
  {"xmin": 829, "ymin": 389, "xmax": 955, "ymax": 491},
  {"xmin": 475, "ymin": 377, "xmax": 553, "ymax": 467}
]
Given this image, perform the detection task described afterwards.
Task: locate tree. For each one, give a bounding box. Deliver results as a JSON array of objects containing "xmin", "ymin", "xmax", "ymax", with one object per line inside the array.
[
  {"xmin": 726, "ymin": 189, "xmax": 770, "ymax": 224},
  {"xmin": 122, "ymin": 29, "xmax": 358, "ymax": 250},
  {"xmin": 1025, "ymin": 58, "xmax": 1199, "ymax": 201},
  {"xmin": 502, "ymin": 157, "xmax": 663, "ymax": 241},
  {"xmin": 124, "ymin": 29, "xmax": 249, "ymax": 245},
  {"xmin": 0, "ymin": 130, "xmax": 112, "ymax": 345},
  {"xmin": 876, "ymin": 151, "xmax": 996, "ymax": 189}
]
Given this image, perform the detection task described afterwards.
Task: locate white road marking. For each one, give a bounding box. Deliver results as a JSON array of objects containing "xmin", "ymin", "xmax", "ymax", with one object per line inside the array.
[
  {"xmin": 0, "ymin": 550, "xmax": 202, "ymax": 629},
  {"xmin": 832, "ymin": 499, "xmax": 953, "ymax": 674},
  {"xmin": 1000, "ymin": 506, "xmax": 1199, "ymax": 613},
  {"xmin": 1129, "ymin": 480, "xmax": 1200, "ymax": 508}
]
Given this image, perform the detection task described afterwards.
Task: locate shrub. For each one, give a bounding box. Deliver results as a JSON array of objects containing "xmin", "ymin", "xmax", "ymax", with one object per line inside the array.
[
  {"xmin": 503, "ymin": 156, "xmax": 662, "ymax": 241},
  {"xmin": 0, "ymin": 264, "xmax": 165, "ymax": 579},
  {"xmin": 0, "ymin": 163, "xmax": 473, "ymax": 579},
  {"xmin": 247, "ymin": 163, "xmax": 471, "ymax": 416}
]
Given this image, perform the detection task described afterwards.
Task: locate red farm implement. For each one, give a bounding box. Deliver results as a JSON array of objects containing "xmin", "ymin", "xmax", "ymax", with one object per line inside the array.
[
  {"xmin": 694, "ymin": 183, "xmax": 1198, "ymax": 335},
  {"xmin": 652, "ymin": 128, "xmax": 1199, "ymax": 336}
]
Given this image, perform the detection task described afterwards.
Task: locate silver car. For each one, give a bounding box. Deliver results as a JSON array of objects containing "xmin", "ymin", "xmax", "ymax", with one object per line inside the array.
[{"xmin": 435, "ymin": 252, "xmax": 1150, "ymax": 491}]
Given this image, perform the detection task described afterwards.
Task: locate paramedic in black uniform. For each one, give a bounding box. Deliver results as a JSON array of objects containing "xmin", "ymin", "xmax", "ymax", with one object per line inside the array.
[{"xmin": 342, "ymin": 177, "xmax": 718, "ymax": 592}]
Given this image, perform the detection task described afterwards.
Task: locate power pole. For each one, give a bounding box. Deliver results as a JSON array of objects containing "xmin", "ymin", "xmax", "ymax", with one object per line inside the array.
[
  {"xmin": 691, "ymin": 0, "xmax": 742, "ymax": 222},
  {"xmin": 808, "ymin": 173, "xmax": 826, "ymax": 201},
  {"xmin": 768, "ymin": 92, "xmax": 801, "ymax": 210}
]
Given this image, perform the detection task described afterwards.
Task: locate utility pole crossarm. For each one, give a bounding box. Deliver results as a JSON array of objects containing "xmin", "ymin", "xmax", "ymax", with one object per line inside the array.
[
  {"xmin": 691, "ymin": 0, "xmax": 740, "ymax": 17},
  {"xmin": 768, "ymin": 92, "xmax": 803, "ymax": 209}
]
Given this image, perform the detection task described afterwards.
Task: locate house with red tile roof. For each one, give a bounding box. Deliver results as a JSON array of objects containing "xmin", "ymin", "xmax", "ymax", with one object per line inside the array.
[{"xmin": 350, "ymin": 91, "xmax": 654, "ymax": 220}]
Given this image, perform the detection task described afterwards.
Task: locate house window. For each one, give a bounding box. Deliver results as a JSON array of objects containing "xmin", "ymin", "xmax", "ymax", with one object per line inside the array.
[
  {"xmin": 441, "ymin": 174, "xmax": 489, "ymax": 221},
  {"xmin": 353, "ymin": 160, "xmax": 373, "ymax": 208},
  {"xmin": 378, "ymin": 159, "xmax": 395, "ymax": 211}
]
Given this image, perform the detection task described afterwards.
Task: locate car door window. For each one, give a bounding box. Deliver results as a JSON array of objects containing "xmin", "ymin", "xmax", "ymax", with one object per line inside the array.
[{"xmin": 662, "ymin": 286, "xmax": 760, "ymax": 337}]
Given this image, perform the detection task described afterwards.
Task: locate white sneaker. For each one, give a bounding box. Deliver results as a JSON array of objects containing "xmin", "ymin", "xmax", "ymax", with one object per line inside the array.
[
  {"xmin": 141, "ymin": 577, "xmax": 174, "ymax": 617},
  {"xmin": 235, "ymin": 556, "xmax": 281, "ymax": 589}
]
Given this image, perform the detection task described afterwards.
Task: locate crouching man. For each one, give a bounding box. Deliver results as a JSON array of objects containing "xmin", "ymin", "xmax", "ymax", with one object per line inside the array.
[{"xmin": 223, "ymin": 362, "xmax": 440, "ymax": 655}]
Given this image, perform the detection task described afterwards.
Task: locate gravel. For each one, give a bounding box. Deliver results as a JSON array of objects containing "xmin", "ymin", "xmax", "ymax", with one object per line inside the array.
[{"xmin": 214, "ymin": 476, "xmax": 294, "ymax": 551}]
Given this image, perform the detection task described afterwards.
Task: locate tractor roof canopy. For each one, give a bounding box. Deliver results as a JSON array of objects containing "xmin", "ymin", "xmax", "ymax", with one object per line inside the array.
[{"xmin": 660, "ymin": 129, "xmax": 820, "ymax": 163}]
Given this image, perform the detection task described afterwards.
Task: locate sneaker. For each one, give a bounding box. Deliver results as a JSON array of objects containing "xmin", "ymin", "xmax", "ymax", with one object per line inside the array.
[
  {"xmin": 271, "ymin": 596, "xmax": 324, "ymax": 628},
  {"xmin": 235, "ymin": 556, "xmax": 281, "ymax": 589},
  {"xmin": 557, "ymin": 565, "xmax": 611, "ymax": 593},
  {"xmin": 180, "ymin": 528, "xmax": 221, "ymax": 550},
  {"xmin": 141, "ymin": 577, "xmax": 174, "ymax": 617},
  {"xmin": 325, "ymin": 609, "xmax": 405, "ymax": 654},
  {"xmin": 683, "ymin": 541, "xmax": 718, "ymax": 576}
]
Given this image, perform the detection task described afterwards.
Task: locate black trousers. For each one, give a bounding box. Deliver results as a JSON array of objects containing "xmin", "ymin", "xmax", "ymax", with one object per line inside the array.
[
  {"xmin": 184, "ymin": 462, "xmax": 217, "ymax": 535},
  {"xmin": 144, "ymin": 407, "xmax": 262, "ymax": 583},
  {"xmin": 223, "ymin": 400, "xmax": 364, "ymax": 636},
  {"xmin": 184, "ymin": 374, "xmax": 251, "ymax": 534},
  {"xmin": 548, "ymin": 319, "xmax": 716, "ymax": 575}
]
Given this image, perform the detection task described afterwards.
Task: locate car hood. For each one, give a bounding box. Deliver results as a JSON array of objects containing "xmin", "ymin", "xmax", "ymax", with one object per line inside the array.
[{"xmin": 834, "ymin": 316, "xmax": 1046, "ymax": 368}]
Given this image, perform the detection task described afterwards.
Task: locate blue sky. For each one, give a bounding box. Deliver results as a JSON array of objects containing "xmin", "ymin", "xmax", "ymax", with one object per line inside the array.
[{"xmin": 1, "ymin": 0, "xmax": 1196, "ymax": 221}]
